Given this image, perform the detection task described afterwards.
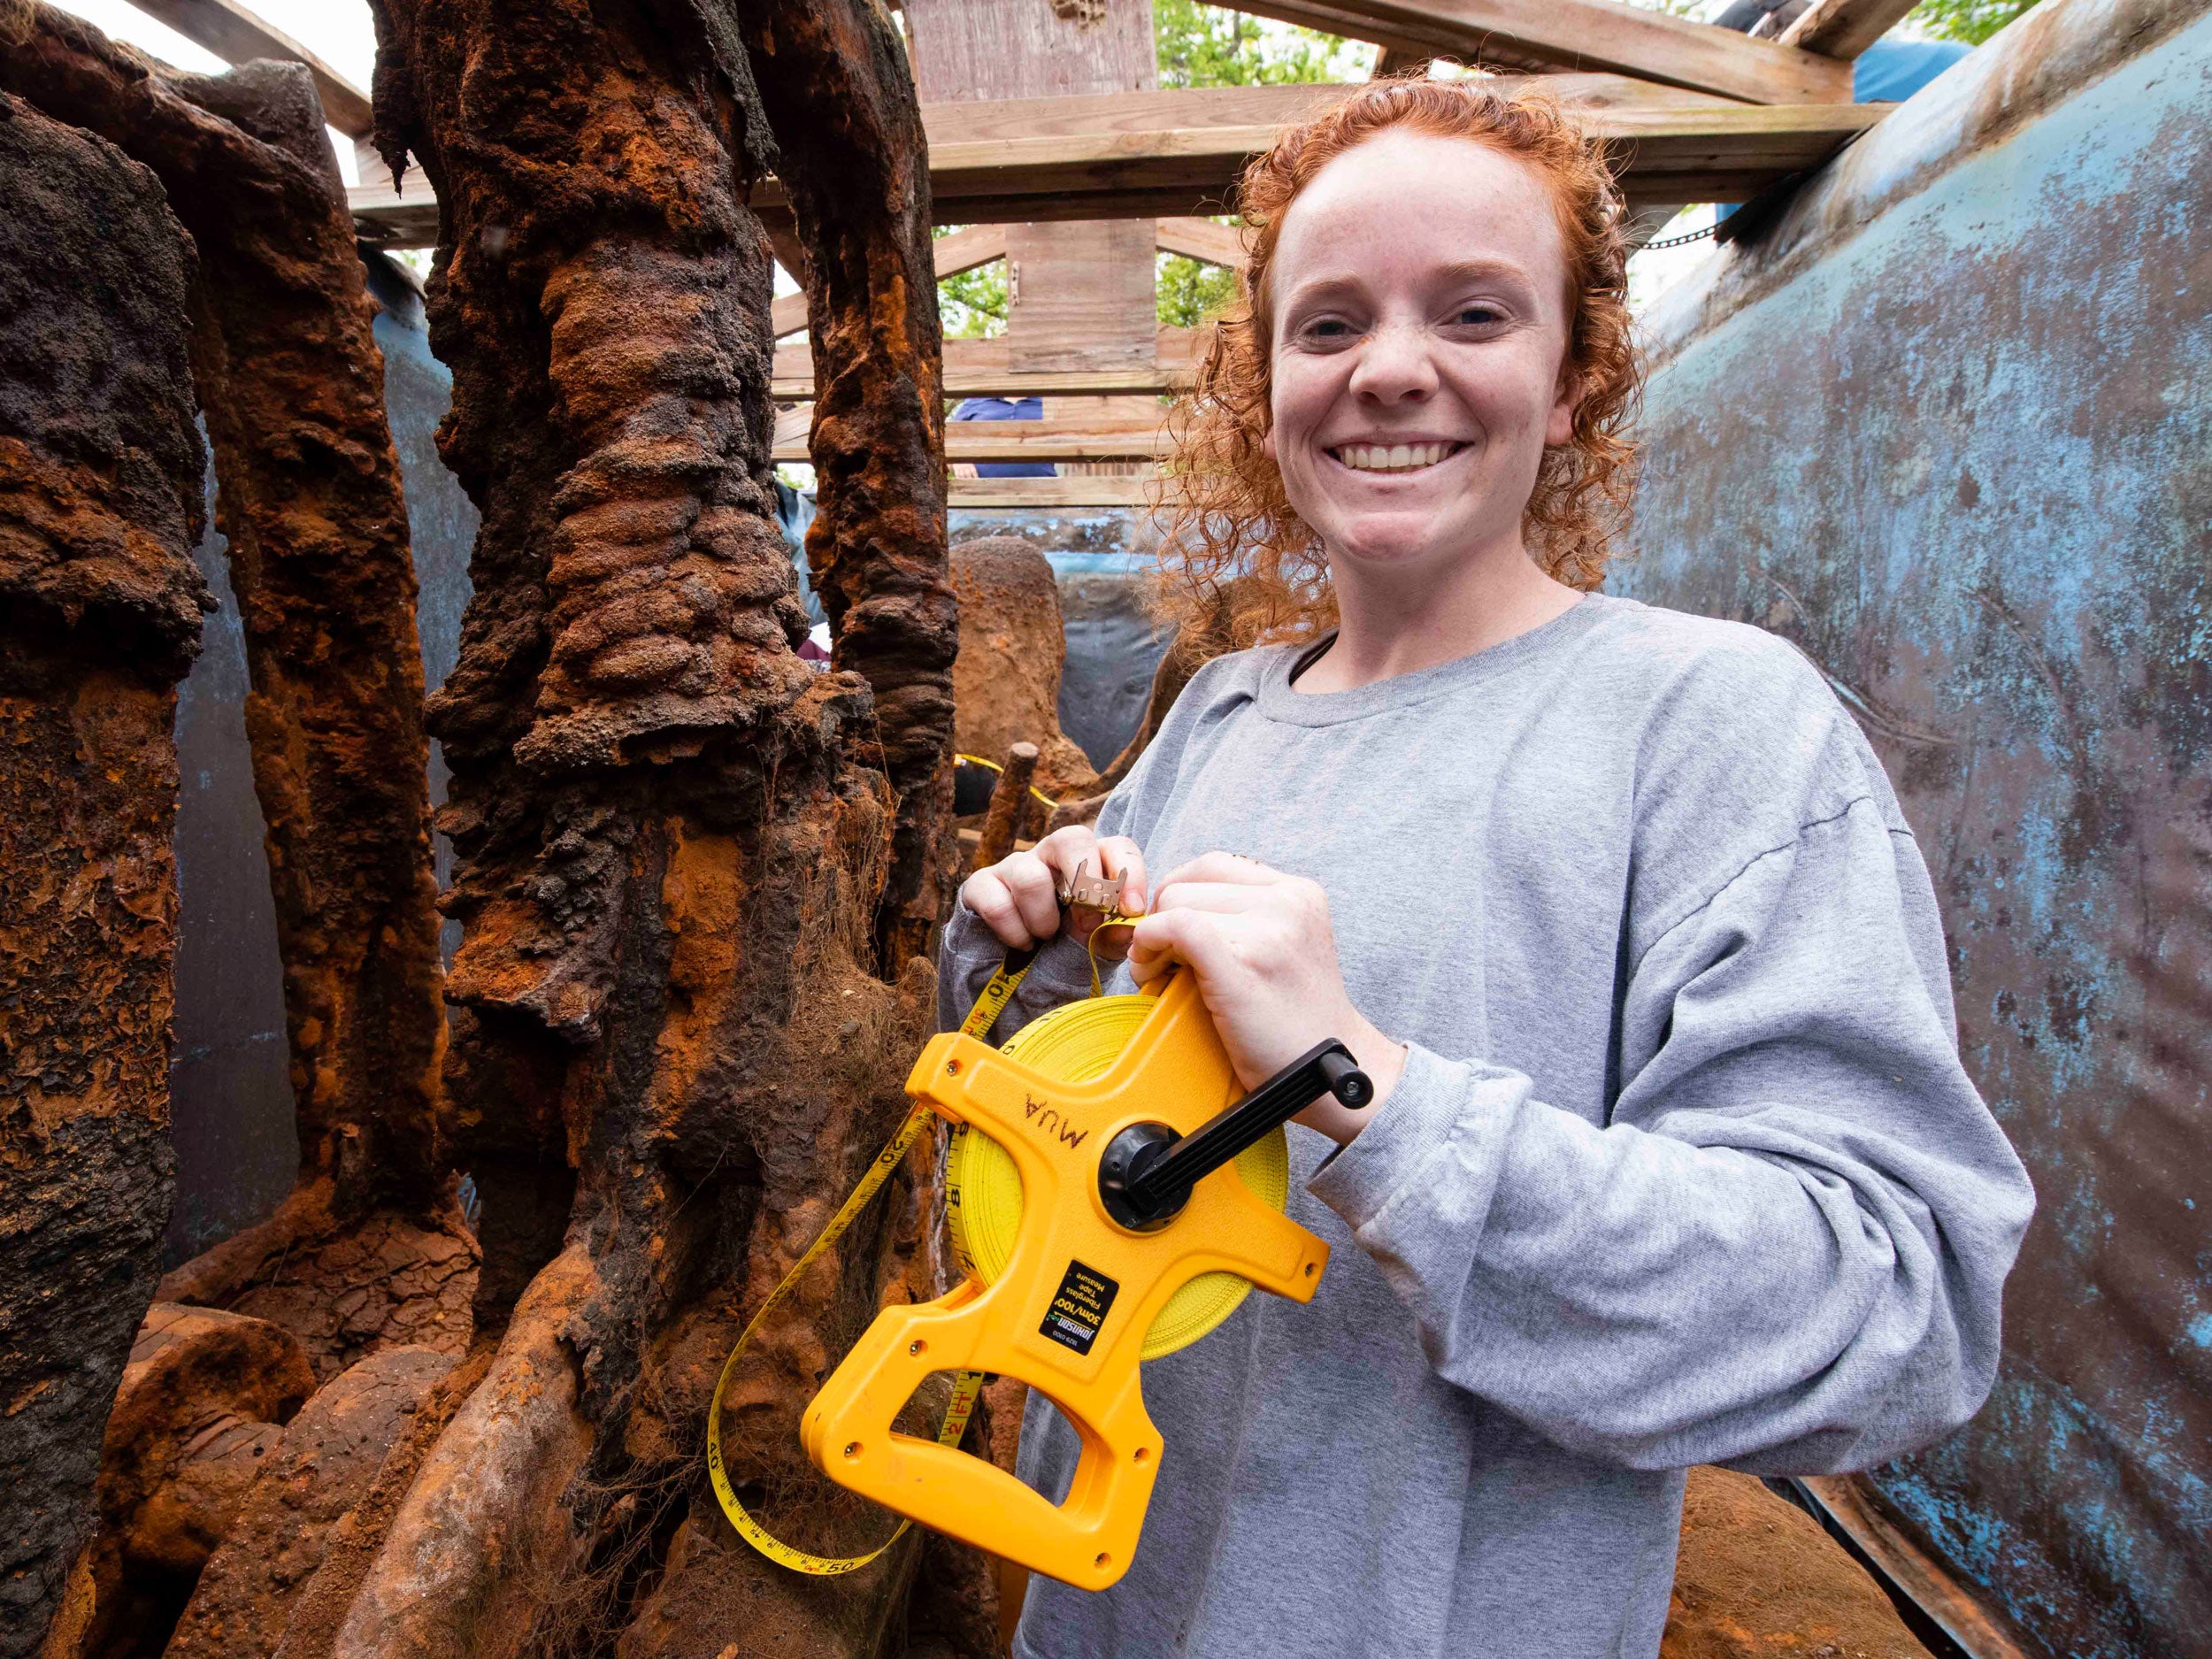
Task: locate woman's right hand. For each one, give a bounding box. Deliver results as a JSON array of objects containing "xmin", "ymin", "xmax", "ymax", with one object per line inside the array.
[{"xmin": 959, "ymin": 826, "xmax": 1149, "ymax": 956}]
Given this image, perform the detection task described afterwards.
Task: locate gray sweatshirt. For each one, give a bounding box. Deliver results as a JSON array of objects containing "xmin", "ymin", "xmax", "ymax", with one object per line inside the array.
[{"xmin": 936, "ymin": 594, "xmax": 2033, "ymax": 1659}]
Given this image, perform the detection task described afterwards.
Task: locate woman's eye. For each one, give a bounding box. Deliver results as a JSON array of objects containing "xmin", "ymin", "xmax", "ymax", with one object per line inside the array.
[
  {"xmin": 1302, "ymin": 318, "xmax": 1358, "ymax": 341},
  {"xmin": 1451, "ymin": 304, "xmax": 1506, "ymax": 327}
]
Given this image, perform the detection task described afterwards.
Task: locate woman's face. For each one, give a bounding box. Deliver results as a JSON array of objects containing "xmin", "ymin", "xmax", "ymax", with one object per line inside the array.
[{"xmin": 1263, "ymin": 131, "xmax": 1578, "ymax": 581}]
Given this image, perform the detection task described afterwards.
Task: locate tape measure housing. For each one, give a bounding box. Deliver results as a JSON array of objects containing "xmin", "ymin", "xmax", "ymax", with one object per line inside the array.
[{"xmin": 947, "ymin": 995, "xmax": 1288, "ymax": 1359}]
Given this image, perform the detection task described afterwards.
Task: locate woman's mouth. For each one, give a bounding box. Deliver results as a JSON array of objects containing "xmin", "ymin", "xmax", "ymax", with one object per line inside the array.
[{"xmin": 1326, "ymin": 441, "xmax": 1464, "ymax": 474}]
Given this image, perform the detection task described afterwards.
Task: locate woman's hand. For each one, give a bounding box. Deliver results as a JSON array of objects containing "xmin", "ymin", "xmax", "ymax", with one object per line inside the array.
[
  {"xmin": 959, "ymin": 826, "xmax": 1149, "ymax": 956},
  {"xmin": 1129, "ymin": 853, "xmax": 1408, "ymax": 1141}
]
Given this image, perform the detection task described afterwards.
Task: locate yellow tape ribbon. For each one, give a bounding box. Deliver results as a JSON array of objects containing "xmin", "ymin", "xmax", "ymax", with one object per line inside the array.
[
  {"xmin": 956, "ymin": 751, "xmax": 1060, "ymax": 812},
  {"xmin": 705, "ymin": 953, "xmax": 1033, "ymax": 1576}
]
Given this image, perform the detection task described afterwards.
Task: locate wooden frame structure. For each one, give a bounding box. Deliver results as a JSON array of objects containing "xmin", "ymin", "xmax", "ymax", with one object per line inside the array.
[{"xmin": 147, "ymin": 0, "xmax": 1910, "ymax": 507}]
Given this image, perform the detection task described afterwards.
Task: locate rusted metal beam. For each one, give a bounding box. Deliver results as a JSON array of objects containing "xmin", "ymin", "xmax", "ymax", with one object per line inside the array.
[
  {"xmin": 0, "ymin": 90, "xmax": 210, "ymax": 1658},
  {"xmin": 728, "ymin": 0, "xmax": 961, "ymax": 972},
  {"xmin": 349, "ymin": 0, "xmax": 949, "ymax": 1647},
  {"xmin": 974, "ymin": 742, "xmax": 1041, "ymax": 871},
  {"xmin": 4, "ymin": 4, "xmax": 468, "ymax": 1384},
  {"xmin": 1801, "ymin": 1479, "xmax": 2041, "ymax": 1659}
]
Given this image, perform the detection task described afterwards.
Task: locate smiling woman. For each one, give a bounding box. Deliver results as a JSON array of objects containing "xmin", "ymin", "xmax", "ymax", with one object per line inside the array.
[
  {"xmin": 949, "ymin": 69, "xmax": 2033, "ymax": 1659},
  {"xmin": 1161, "ymin": 81, "xmax": 1640, "ymax": 653}
]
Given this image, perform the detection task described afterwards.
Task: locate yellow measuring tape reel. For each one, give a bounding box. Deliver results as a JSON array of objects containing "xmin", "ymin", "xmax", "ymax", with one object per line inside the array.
[
  {"xmin": 800, "ymin": 967, "xmax": 1368, "ymax": 1591},
  {"xmin": 947, "ymin": 995, "xmax": 1290, "ymax": 1360},
  {"xmin": 711, "ymin": 908, "xmax": 1370, "ymax": 1591}
]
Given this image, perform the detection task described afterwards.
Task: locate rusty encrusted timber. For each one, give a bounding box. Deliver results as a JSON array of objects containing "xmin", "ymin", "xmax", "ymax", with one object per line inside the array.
[
  {"xmin": 343, "ymin": 4, "xmax": 964, "ymax": 1652},
  {"xmin": 729, "ymin": 0, "xmax": 961, "ymax": 971},
  {"xmin": 0, "ymin": 92, "xmax": 210, "ymax": 1659},
  {"xmin": 0, "ymin": 6, "xmax": 467, "ymax": 1383},
  {"xmin": 974, "ymin": 742, "xmax": 1040, "ymax": 872}
]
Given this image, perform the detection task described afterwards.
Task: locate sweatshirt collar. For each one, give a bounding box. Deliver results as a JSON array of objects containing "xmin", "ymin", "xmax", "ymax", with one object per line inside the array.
[{"xmin": 1256, "ymin": 593, "xmax": 1617, "ymax": 727}]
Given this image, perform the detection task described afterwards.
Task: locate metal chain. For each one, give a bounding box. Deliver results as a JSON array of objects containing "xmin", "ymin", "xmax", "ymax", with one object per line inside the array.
[{"xmin": 1640, "ymin": 221, "xmax": 1720, "ymax": 251}]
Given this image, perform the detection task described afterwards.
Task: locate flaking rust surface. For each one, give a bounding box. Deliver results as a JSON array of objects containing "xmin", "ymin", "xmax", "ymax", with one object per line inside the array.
[
  {"xmin": 730, "ymin": 0, "xmax": 961, "ymax": 968},
  {"xmin": 0, "ymin": 93, "xmax": 211, "ymax": 1659},
  {"xmin": 166, "ymin": 1344, "xmax": 457, "ymax": 1659},
  {"xmin": 65, "ymin": 1305, "xmax": 319, "ymax": 1659},
  {"xmin": 2, "ymin": 6, "xmax": 469, "ymax": 1383},
  {"xmin": 342, "ymin": 4, "xmax": 966, "ymax": 1652}
]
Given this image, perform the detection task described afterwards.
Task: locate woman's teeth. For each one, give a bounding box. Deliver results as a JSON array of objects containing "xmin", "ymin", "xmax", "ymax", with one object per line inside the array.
[{"xmin": 1333, "ymin": 442, "xmax": 1455, "ymax": 472}]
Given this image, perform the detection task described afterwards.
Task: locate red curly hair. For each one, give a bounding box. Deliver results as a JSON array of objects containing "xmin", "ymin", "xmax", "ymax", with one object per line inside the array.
[{"xmin": 1155, "ymin": 78, "xmax": 1642, "ymax": 649}]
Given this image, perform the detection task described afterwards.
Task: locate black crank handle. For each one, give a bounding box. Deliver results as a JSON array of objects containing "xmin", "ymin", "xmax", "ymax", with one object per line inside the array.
[{"xmin": 1109, "ymin": 1040, "xmax": 1372, "ymax": 1227}]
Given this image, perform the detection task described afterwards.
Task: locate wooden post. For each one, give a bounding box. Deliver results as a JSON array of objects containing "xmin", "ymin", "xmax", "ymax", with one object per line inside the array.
[
  {"xmin": 976, "ymin": 741, "xmax": 1042, "ymax": 871},
  {"xmin": 905, "ymin": 0, "xmax": 1164, "ymax": 463}
]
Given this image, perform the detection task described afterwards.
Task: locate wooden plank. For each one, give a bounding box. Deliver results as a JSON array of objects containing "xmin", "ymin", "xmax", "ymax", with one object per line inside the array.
[
  {"xmin": 949, "ymin": 476, "xmax": 1162, "ymax": 510},
  {"xmin": 773, "ymin": 223, "xmax": 1007, "ymax": 340},
  {"xmin": 1778, "ymin": 0, "xmax": 1924, "ymax": 62},
  {"xmin": 1005, "ymin": 219, "xmax": 1157, "ymax": 373},
  {"xmin": 772, "ymin": 330, "xmax": 1202, "ymax": 401},
  {"xmin": 129, "ymin": 0, "xmax": 375, "ymax": 134},
  {"xmin": 914, "ymin": 75, "xmax": 1724, "ymax": 149},
  {"xmin": 1233, "ymin": 0, "xmax": 1854, "ymax": 104},
  {"xmin": 906, "ymin": 0, "xmax": 1157, "ymax": 104},
  {"xmin": 905, "ymin": 4, "xmax": 1163, "ymax": 399},
  {"xmin": 1375, "ymin": 48, "xmax": 1436, "ymax": 77},
  {"xmin": 349, "ymin": 187, "xmax": 438, "ymax": 246},
  {"xmin": 1800, "ymin": 1479, "xmax": 2039, "ymax": 1659},
  {"xmin": 1156, "ymin": 216, "xmax": 1248, "ymax": 270},
  {"xmin": 776, "ymin": 418, "xmax": 1173, "ymax": 465},
  {"xmin": 353, "ymin": 89, "xmax": 1886, "ymax": 247},
  {"xmin": 888, "ymin": 100, "xmax": 1886, "ymax": 223}
]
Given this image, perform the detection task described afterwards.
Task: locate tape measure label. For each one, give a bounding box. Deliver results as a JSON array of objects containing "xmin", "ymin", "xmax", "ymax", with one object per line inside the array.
[{"xmin": 1040, "ymin": 1259, "xmax": 1120, "ymax": 1356}]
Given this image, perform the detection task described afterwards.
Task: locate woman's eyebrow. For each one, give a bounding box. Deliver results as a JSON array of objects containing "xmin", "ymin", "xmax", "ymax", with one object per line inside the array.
[
  {"xmin": 1279, "ymin": 257, "xmax": 1540, "ymax": 307},
  {"xmin": 1428, "ymin": 257, "xmax": 1540, "ymax": 292},
  {"xmin": 1276, "ymin": 273, "xmax": 1370, "ymax": 308}
]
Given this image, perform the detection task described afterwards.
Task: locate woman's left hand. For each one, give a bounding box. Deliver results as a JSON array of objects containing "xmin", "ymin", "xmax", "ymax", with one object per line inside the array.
[{"xmin": 1128, "ymin": 852, "xmax": 1408, "ymax": 1142}]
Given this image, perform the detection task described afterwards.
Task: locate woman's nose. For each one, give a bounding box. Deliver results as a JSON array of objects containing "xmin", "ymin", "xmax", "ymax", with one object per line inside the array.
[{"xmin": 1347, "ymin": 320, "xmax": 1438, "ymax": 403}]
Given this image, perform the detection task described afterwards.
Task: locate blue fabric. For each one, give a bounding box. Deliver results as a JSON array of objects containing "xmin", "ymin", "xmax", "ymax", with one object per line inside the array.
[
  {"xmin": 1855, "ymin": 37, "xmax": 1973, "ymax": 102},
  {"xmin": 952, "ymin": 394, "xmax": 1054, "ymax": 478},
  {"xmin": 772, "ymin": 480, "xmax": 823, "ymax": 626}
]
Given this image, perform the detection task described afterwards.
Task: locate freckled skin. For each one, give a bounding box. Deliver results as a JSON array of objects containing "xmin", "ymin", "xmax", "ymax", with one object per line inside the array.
[{"xmin": 1263, "ymin": 131, "xmax": 1583, "ymax": 684}]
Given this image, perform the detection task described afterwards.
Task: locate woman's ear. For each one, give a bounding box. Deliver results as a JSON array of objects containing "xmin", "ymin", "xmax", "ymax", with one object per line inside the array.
[{"xmin": 1546, "ymin": 365, "xmax": 1579, "ymax": 448}]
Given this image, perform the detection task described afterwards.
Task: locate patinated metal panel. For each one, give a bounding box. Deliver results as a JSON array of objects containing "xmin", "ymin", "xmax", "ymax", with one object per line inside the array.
[{"xmin": 1620, "ymin": 7, "xmax": 2212, "ymax": 1653}]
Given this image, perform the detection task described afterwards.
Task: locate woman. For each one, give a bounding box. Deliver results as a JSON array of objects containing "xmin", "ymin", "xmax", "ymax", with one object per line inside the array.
[{"xmin": 947, "ymin": 81, "xmax": 2032, "ymax": 1659}]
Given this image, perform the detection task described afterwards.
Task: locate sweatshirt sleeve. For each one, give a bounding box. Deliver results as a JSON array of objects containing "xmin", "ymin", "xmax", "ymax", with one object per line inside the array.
[{"xmin": 1307, "ymin": 795, "xmax": 2035, "ymax": 1475}]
